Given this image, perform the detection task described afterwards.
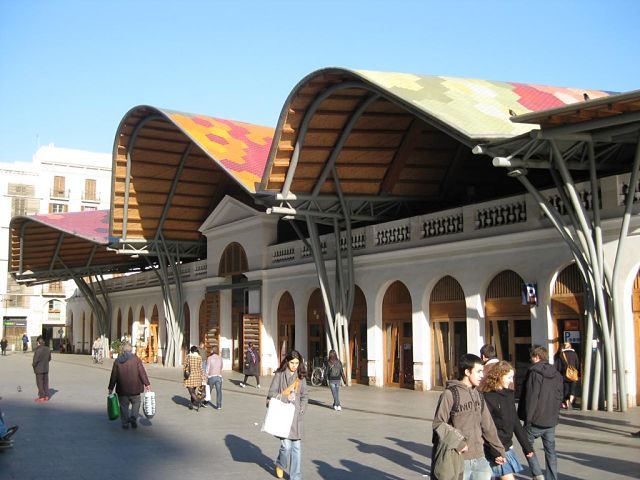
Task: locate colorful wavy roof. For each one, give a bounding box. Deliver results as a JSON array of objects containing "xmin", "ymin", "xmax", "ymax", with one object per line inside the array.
[
  {"xmin": 163, "ymin": 109, "xmax": 274, "ymax": 192},
  {"xmin": 355, "ymin": 70, "xmax": 614, "ymax": 139},
  {"xmin": 19, "ymin": 210, "xmax": 111, "ymax": 244}
]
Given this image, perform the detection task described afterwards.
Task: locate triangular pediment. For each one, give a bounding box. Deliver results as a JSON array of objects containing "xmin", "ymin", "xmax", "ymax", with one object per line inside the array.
[{"xmin": 199, "ymin": 196, "xmax": 260, "ymax": 233}]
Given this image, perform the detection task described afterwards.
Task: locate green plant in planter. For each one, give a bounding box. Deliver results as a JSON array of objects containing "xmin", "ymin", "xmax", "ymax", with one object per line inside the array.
[{"xmin": 110, "ymin": 338, "xmax": 122, "ymax": 355}]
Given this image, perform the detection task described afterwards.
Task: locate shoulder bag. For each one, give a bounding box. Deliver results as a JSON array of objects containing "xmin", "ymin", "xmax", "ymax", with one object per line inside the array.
[
  {"xmin": 261, "ymin": 377, "xmax": 299, "ymax": 438},
  {"xmin": 562, "ymin": 352, "xmax": 579, "ymax": 382}
]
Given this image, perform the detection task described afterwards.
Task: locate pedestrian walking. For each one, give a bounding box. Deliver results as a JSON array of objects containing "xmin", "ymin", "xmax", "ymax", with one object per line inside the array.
[
  {"xmin": 107, "ymin": 341, "xmax": 151, "ymax": 430},
  {"xmin": 0, "ymin": 338, "xmax": 8, "ymax": 356},
  {"xmin": 184, "ymin": 346, "xmax": 206, "ymax": 410},
  {"xmin": 518, "ymin": 346, "xmax": 563, "ymax": 480},
  {"xmin": 205, "ymin": 348, "xmax": 223, "ymax": 410},
  {"xmin": 267, "ymin": 350, "xmax": 308, "ymax": 480},
  {"xmin": 479, "ymin": 360, "xmax": 534, "ymax": 480},
  {"xmin": 431, "ymin": 353, "xmax": 505, "ymax": 480},
  {"xmin": 555, "ymin": 342, "xmax": 580, "ymax": 409},
  {"xmin": 327, "ymin": 349, "xmax": 347, "ymax": 411},
  {"xmin": 32, "ymin": 336, "xmax": 51, "ymax": 402},
  {"xmin": 22, "ymin": 334, "xmax": 29, "ymax": 353},
  {"xmin": 240, "ymin": 342, "xmax": 260, "ymax": 388}
]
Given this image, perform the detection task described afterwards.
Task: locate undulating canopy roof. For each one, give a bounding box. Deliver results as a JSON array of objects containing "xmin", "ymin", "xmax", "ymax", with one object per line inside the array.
[
  {"xmin": 9, "ymin": 210, "xmax": 140, "ymax": 283},
  {"xmin": 111, "ymin": 105, "xmax": 273, "ymax": 247},
  {"xmin": 259, "ymin": 67, "xmax": 611, "ymax": 215}
]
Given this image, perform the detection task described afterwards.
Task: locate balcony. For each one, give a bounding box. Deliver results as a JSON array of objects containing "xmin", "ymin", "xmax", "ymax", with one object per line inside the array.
[
  {"xmin": 50, "ymin": 188, "xmax": 70, "ymax": 200},
  {"xmin": 82, "ymin": 191, "xmax": 101, "ymax": 203}
]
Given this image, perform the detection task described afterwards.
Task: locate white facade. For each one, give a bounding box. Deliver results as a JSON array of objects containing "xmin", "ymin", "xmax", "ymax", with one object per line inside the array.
[
  {"xmin": 66, "ymin": 173, "xmax": 640, "ymax": 406},
  {"xmin": 0, "ymin": 145, "xmax": 111, "ymax": 350}
]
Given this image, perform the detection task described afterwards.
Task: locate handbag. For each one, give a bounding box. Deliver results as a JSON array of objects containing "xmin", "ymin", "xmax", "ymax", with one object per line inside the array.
[
  {"xmin": 107, "ymin": 393, "xmax": 120, "ymax": 421},
  {"xmin": 562, "ymin": 352, "xmax": 579, "ymax": 382},
  {"xmin": 183, "ymin": 361, "xmax": 191, "ymax": 380},
  {"xmin": 261, "ymin": 378, "xmax": 299, "ymax": 438}
]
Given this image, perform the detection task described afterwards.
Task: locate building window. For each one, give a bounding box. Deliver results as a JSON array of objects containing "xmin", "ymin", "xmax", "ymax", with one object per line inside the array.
[
  {"xmin": 83, "ymin": 179, "xmax": 98, "ymax": 202},
  {"xmin": 51, "ymin": 176, "xmax": 67, "ymax": 198},
  {"xmin": 49, "ymin": 203, "xmax": 68, "ymax": 213},
  {"xmin": 81, "ymin": 205, "xmax": 97, "ymax": 211}
]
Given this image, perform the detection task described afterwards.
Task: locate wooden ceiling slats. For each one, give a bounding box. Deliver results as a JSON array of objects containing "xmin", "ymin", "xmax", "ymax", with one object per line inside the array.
[
  {"xmin": 111, "ymin": 205, "xmax": 206, "ymax": 222},
  {"xmin": 133, "ymin": 137, "xmax": 190, "ymax": 154}
]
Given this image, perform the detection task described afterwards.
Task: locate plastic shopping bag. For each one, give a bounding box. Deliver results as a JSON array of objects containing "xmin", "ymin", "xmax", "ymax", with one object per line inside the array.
[
  {"xmin": 205, "ymin": 384, "xmax": 211, "ymax": 403},
  {"xmin": 261, "ymin": 396, "xmax": 295, "ymax": 438},
  {"xmin": 107, "ymin": 393, "xmax": 120, "ymax": 421},
  {"xmin": 143, "ymin": 391, "xmax": 156, "ymax": 419}
]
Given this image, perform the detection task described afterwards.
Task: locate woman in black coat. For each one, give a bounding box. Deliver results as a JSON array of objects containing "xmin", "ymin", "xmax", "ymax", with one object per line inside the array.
[
  {"xmin": 480, "ymin": 360, "xmax": 534, "ymax": 480},
  {"xmin": 555, "ymin": 342, "xmax": 580, "ymax": 409}
]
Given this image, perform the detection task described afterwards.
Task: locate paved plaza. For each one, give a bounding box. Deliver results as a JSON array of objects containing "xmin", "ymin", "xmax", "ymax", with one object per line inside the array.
[{"xmin": 0, "ymin": 352, "xmax": 639, "ymax": 479}]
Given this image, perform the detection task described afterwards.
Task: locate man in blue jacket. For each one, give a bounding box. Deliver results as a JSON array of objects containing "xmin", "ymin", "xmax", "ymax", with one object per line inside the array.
[{"xmin": 518, "ymin": 346, "xmax": 563, "ymax": 480}]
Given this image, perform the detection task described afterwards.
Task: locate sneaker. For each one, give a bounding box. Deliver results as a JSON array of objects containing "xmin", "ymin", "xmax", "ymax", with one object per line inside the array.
[
  {"xmin": 130, "ymin": 417, "xmax": 137, "ymax": 429},
  {"xmin": 1, "ymin": 426, "xmax": 18, "ymax": 441},
  {"xmin": 239, "ymin": 382, "xmax": 246, "ymax": 388},
  {"xmin": 217, "ymin": 406, "xmax": 222, "ymax": 410},
  {"xmin": 188, "ymin": 404, "xmax": 194, "ymax": 410},
  {"xmin": 200, "ymin": 402, "xmax": 207, "ymax": 408},
  {"xmin": 334, "ymin": 405, "xmax": 338, "ymax": 411},
  {"xmin": 275, "ymin": 466, "xmax": 284, "ymax": 479},
  {"xmin": 257, "ymin": 384, "xmax": 261, "ymax": 389},
  {"xmin": 34, "ymin": 397, "xmax": 46, "ymax": 403},
  {"xmin": 43, "ymin": 396, "xmax": 49, "ymax": 401},
  {"xmin": 337, "ymin": 405, "xmax": 342, "ymax": 411}
]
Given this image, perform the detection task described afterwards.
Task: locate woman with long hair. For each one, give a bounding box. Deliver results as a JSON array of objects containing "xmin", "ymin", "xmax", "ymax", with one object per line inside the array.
[
  {"xmin": 327, "ymin": 349, "xmax": 347, "ymax": 411},
  {"xmin": 480, "ymin": 360, "xmax": 534, "ymax": 480},
  {"xmin": 184, "ymin": 345, "xmax": 205, "ymax": 411},
  {"xmin": 266, "ymin": 350, "xmax": 308, "ymax": 480}
]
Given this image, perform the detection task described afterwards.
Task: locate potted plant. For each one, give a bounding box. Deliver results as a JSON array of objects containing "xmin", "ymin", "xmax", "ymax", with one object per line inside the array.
[{"xmin": 110, "ymin": 338, "xmax": 122, "ymax": 359}]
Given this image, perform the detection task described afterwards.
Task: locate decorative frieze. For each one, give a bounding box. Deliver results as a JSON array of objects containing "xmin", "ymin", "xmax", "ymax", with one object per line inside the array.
[
  {"xmin": 546, "ymin": 188, "xmax": 598, "ymax": 216},
  {"xmin": 301, "ymin": 241, "xmax": 327, "ymax": 258},
  {"xmin": 475, "ymin": 201, "xmax": 526, "ymax": 229}
]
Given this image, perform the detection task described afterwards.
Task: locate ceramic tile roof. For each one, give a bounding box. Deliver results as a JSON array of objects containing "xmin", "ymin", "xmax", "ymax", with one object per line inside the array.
[
  {"xmin": 20, "ymin": 210, "xmax": 111, "ymax": 244},
  {"xmin": 355, "ymin": 69, "xmax": 614, "ymax": 140},
  {"xmin": 163, "ymin": 109, "xmax": 274, "ymax": 192}
]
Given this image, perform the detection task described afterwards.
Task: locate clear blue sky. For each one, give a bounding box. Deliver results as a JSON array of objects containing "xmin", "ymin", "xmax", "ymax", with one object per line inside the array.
[{"xmin": 1, "ymin": 0, "xmax": 638, "ymax": 162}]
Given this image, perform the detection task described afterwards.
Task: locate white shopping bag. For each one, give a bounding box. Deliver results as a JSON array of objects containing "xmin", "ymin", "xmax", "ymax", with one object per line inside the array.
[
  {"xmin": 205, "ymin": 384, "xmax": 211, "ymax": 402},
  {"xmin": 143, "ymin": 391, "xmax": 156, "ymax": 419},
  {"xmin": 261, "ymin": 396, "xmax": 295, "ymax": 438}
]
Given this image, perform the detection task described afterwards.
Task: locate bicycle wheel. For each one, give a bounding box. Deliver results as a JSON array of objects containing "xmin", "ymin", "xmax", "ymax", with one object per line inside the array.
[{"xmin": 310, "ymin": 367, "xmax": 323, "ymax": 386}]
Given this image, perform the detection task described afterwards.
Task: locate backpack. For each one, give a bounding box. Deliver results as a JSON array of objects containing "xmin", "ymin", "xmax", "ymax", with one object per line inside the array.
[
  {"xmin": 446, "ymin": 385, "xmax": 484, "ymax": 421},
  {"xmin": 328, "ymin": 361, "xmax": 342, "ymax": 380}
]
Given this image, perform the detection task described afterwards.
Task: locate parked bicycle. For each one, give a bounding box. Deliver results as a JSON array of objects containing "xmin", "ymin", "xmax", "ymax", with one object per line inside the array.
[
  {"xmin": 310, "ymin": 356, "xmax": 327, "ymax": 386},
  {"xmin": 92, "ymin": 347, "xmax": 104, "ymax": 364}
]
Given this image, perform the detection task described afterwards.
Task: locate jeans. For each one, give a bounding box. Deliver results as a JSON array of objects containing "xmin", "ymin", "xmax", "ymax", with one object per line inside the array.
[
  {"xmin": 329, "ymin": 381, "xmax": 340, "ymax": 407},
  {"xmin": 208, "ymin": 376, "xmax": 223, "ymax": 408},
  {"xmin": 525, "ymin": 424, "xmax": 558, "ymax": 480},
  {"xmin": 118, "ymin": 394, "xmax": 141, "ymax": 426},
  {"xmin": 276, "ymin": 438, "xmax": 302, "ymax": 480},
  {"xmin": 463, "ymin": 457, "xmax": 493, "ymax": 480}
]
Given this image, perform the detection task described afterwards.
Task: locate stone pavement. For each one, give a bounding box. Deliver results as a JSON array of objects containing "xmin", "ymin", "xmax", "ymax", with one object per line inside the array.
[{"xmin": 0, "ymin": 351, "xmax": 638, "ymax": 479}]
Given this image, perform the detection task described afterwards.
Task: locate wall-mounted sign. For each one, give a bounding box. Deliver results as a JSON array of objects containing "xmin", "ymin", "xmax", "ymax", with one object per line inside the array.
[
  {"xmin": 564, "ymin": 330, "xmax": 580, "ymax": 344},
  {"xmin": 3, "ymin": 319, "xmax": 27, "ymax": 327},
  {"xmin": 221, "ymin": 348, "xmax": 230, "ymax": 360}
]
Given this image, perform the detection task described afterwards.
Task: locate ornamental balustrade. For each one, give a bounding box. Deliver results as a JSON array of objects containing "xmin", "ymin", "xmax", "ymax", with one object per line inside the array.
[
  {"xmin": 620, "ymin": 180, "xmax": 640, "ymax": 205},
  {"xmin": 475, "ymin": 201, "xmax": 527, "ymax": 229},
  {"xmin": 302, "ymin": 241, "xmax": 327, "ymax": 258},
  {"xmin": 375, "ymin": 224, "xmax": 410, "ymax": 246},
  {"xmin": 273, "ymin": 248, "xmax": 295, "ymax": 263},
  {"xmin": 423, "ymin": 213, "xmax": 463, "ymax": 238},
  {"xmin": 339, "ymin": 233, "xmax": 366, "ymax": 251}
]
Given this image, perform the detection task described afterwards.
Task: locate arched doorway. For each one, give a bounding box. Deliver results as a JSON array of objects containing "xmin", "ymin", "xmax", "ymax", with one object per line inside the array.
[
  {"xmin": 430, "ymin": 276, "xmax": 467, "ymax": 389},
  {"xmin": 277, "ymin": 292, "xmax": 295, "ymax": 364},
  {"xmin": 116, "ymin": 309, "xmax": 122, "ymax": 340},
  {"xmin": 485, "ymin": 270, "xmax": 532, "ymax": 390},
  {"xmin": 126, "ymin": 307, "xmax": 134, "ymax": 340},
  {"xmin": 147, "ymin": 305, "xmax": 159, "ymax": 363},
  {"xmin": 307, "ymin": 289, "xmax": 327, "ymax": 370},
  {"xmin": 350, "ymin": 286, "xmax": 368, "ymax": 384},
  {"xmin": 137, "ymin": 307, "xmax": 146, "ymax": 361},
  {"xmin": 382, "ymin": 281, "xmax": 414, "ymax": 389},
  {"xmin": 81, "ymin": 312, "xmax": 86, "ymax": 353},
  {"xmin": 182, "ymin": 302, "xmax": 191, "ymax": 363},
  {"xmin": 551, "ymin": 264, "xmax": 585, "ymax": 361},
  {"xmin": 89, "ymin": 313, "xmax": 94, "ymax": 350},
  {"xmin": 633, "ymin": 271, "xmax": 640, "ymax": 406}
]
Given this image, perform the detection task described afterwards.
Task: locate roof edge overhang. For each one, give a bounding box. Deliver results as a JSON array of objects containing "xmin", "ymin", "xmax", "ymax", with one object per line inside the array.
[
  {"xmin": 258, "ymin": 67, "xmax": 483, "ymax": 192},
  {"xmin": 110, "ymin": 104, "xmax": 271, "ymax": 242}
]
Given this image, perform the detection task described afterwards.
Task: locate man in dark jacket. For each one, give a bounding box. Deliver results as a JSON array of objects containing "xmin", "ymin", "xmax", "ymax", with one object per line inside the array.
[
  {"xmin": 518, "ymin": 346, "xmax": 563, "ymax": 480},
  {"xmin": 32, "ymin": 336, "xmax": 51, "ymax": 402},
  {"xmin": 108, "ymin": 341, "xmax": 150, "ymax": 429}
]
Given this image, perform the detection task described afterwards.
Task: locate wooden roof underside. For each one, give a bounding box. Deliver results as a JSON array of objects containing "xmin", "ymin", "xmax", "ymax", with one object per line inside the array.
[
  {"xmin": 111, "ymin": 107, "xmax": 254, "ymax": 244},
  {"xmin": 261, "ymin": 71, "xmax": 539, "ymax": 211},
  {"xmin": 9, "ymin": 219, "xmax": 135, "ymax": 279}
]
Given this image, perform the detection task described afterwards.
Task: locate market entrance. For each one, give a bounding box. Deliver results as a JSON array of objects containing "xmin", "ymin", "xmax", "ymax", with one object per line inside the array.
[{"xmin": 382, "ymin": 281, "xmax": 413, "ymax": 389}]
